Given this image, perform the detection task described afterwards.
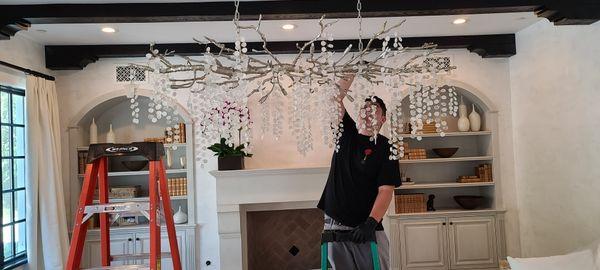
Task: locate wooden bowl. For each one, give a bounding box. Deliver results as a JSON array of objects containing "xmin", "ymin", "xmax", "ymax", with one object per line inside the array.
[
  {"xmin": 454, "ymin": 195, "xmax": 485, "ymax": 210},
  {"xmin": 433, "ymin": 147, "xmax": 459, "ymax": 158},
  {"xmin": 121, "ymin": 160, "xmax": 148, "ymax": 171}
]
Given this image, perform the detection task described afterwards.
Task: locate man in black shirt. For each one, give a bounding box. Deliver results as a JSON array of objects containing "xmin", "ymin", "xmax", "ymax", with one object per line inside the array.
[{"xmin": 317, "ymin": 74, "xmax": 401, "ymax": 270}]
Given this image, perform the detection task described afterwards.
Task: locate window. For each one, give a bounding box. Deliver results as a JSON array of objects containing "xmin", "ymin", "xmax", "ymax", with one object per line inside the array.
[{"xmin": 0, "ymin": 85, "xmax": 26, "ymax": 268}]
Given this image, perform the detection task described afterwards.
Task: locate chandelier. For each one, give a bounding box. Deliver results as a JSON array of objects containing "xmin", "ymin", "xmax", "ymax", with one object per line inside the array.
[{"xmin": 132, "ymin": 0, "xmax": 459, "ymax": 164}]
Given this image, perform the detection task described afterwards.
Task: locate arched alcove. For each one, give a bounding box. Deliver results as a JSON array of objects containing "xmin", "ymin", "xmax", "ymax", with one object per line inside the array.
[
  {"xmin": 397, "ymin": 82, "xmax": 496, "ymax": 133},
  {"xmin": 64, "ymin": 87, "xmax": 197, "ymax": 252}
]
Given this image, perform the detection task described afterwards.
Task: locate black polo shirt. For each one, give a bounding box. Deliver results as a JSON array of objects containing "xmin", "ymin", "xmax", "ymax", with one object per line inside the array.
[{"xmin": 317, "ymin": 112, "xmax": 401, "ymax": 228}]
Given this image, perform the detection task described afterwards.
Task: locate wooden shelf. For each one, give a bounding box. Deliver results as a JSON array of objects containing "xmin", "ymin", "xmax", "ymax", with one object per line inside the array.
[
  {"xmin": 78, "ymin": 169, "xmax": 187, "ymax": 178},
  {"xmin": 400, "ymin": 131, "xmax": 492, "ymax": 138},
  {"xmin": 388, "ymin": 208, "xmax": 505, "ymax": 218},
  {"xmin": 397, "ymin": 181, "xmax": 495, "ymax": 190},
  {"xmin": 77, "ymin": 143, "xmax": 186, "ymax": 151},
  {"xmin": 92, "ymin": 195, "xmax": 187, "ymax": 203},
  {"xmin": 399, "ymin": 156, "xmax": 493, "ymax": 164}
]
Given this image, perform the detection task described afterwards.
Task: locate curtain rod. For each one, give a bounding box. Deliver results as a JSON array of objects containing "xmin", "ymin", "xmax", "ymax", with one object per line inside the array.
[{"xmin": 0, "ymin": 60, "xmax": 55, "ymax": 81}]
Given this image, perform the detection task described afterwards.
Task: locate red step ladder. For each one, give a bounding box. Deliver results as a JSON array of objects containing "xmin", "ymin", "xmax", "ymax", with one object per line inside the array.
[{"xmin": 66, "ymin": 142, "xmax": 182, "ymax": 270}]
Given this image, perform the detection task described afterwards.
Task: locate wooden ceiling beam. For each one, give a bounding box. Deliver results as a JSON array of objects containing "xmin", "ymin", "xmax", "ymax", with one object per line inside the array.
[{"xmin": 44, "ymin": 34, "xmax": 516, "ymax": 70}]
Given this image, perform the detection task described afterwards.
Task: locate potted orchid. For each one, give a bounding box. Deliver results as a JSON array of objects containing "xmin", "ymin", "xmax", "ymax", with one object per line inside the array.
[
  {"xmin": 208, "ymin": 138, "xmax": 253, "ymax": 170},
  {"xmin": 205, "ymin": 101, "xmax": 253, "ymax": 170}
]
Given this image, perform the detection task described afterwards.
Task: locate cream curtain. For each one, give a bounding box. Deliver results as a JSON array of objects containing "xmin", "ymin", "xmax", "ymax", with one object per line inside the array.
[{"xmin": 25, "ymin": 75, "xmax": 69, "ymax": 270}]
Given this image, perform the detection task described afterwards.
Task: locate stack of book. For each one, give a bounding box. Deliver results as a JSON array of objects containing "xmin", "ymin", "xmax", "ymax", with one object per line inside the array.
[
  {"xmin": 477, "ymin": 164, "xmax": 493, "ymax": 182},
  {"xmin": 402, "ymin": 149, "xmax": 427, "ymax": 160},
  {"xmin": 457, "ymin": 164, "xmax": 493, "ymax": 183},
  {"xmin": 168, "ymin": 178, "xmax": 188, "ymax": 196},
  {"xmin": 457, "ymin": 175, "xmax": 482, "ymax": 183},
  {"xmin": 77, "ymin": 151, "xmax": 89, "ymax": 174},
  {"xmin": 403, "ymin": 122, "xmax": 438, "ymax": 134}
]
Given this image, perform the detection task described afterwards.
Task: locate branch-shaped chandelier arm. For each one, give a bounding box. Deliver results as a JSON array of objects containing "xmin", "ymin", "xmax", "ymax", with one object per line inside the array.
[{"xmin": 131, "ymin": 0, "xmax": 459, "ymax": 164}]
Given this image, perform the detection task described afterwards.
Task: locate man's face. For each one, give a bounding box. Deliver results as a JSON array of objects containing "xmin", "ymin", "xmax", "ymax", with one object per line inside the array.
[{"xmin": 358, "ymin": 101, "xmax": 386, "ymax": 133}]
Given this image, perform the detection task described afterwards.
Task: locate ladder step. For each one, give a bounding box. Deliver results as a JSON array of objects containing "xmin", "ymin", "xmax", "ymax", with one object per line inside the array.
[
  {"xmin": 82, "ymin": 265, "xmax": 149, "ymax": 270},
  {"xmin": 84, "ymin": 202, "xmax": 150, "ymax": 214},
  {"xmin": 81, "ymin": 202, "xmax": 151, "ymax": 223},
  {"xmin": 111, "ymin": 252, "xmax": 172, "ymax": 261}
]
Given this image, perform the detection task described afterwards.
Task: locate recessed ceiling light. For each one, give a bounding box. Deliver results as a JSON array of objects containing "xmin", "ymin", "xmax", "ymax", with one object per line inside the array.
[
  {"xmin": 281, "ymin": 24, "xmax": 296, "ymax": 30},
  {"xmin": 101, "ymin": 27, "xmax": 117, "ymax": 33},
  {"xmin": 452, "ymin": 18, "xmax": 467, "ymax": 25}
]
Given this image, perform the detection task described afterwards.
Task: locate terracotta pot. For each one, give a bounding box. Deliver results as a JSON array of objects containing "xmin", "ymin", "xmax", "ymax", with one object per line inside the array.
[{"xmin": 218, "ymin": 156, "xmax": 245, "ymax": 170}]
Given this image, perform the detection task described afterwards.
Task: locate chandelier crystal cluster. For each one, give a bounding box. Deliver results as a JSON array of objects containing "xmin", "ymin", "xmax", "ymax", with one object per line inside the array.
[{"xmin": 133, "ymin": 0, "xmax": 459, "ymax": 163}]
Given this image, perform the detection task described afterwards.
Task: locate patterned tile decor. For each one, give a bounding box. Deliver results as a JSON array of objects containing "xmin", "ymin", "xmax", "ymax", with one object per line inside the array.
[{"xmin": 247, "ymin": 208, "xmax": 324, "ymax": 270}]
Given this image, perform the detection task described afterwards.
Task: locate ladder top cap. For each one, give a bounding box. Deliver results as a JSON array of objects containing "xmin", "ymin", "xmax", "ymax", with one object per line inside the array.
[{"xmin": 86, "ymin": 142, "xmax": 165, "ymax": 163}]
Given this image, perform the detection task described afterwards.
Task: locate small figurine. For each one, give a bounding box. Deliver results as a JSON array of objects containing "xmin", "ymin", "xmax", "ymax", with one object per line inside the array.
[{"xmin": 427, "ymin": 194, "xmax": 436, "ymax": 211}]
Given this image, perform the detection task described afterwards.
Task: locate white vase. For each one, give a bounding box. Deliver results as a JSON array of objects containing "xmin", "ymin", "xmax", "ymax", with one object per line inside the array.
[
  {"xmin": 457, "ymin": 97, "xmax": 470, "ymax": 132},
  {"xmin": 173, "ymin": 206, "xmax": 188, "ymax": 224},
  {"xmin": 106, "ymin": 124, "xmax": 116, "ymax": 143},
  {"xmin": 89, "ymin": 118, "xmax": 98, "ymax": 144},
  {"xmin": 166, "ymin": 149, "xmax": 173, "ymax": 168},
  {"xmin": 469, "ymin": 104, "xmax": 481, "ymax": 132}
]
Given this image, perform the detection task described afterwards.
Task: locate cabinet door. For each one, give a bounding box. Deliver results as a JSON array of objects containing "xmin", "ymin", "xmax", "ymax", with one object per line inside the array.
[
  {"xmin": 399, "ymin": 218, "xmax": 448, "ymax": 270},
  {"xmin": 135, "ymin": 230, "xmax": 186, "ymax": 270},
  {"xmin": 448, "ymin": 216, "xmax": 497, "ymax": 269},
  {"xmin": 82, "ymin": 233, "xmax": 135, "ymax": 267}
]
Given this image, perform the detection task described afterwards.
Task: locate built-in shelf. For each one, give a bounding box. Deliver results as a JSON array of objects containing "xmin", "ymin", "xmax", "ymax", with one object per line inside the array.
[
  {"xmin": 77, "ymin": 143, "xmax": 186, "ymax": 152},
  {"xmin": 400, "ymin": 131, "xmax": 492, "ymax": 138},
  {"xmin": 78, "ymin": 169, "xmax": 187, "ymax": 178},
  {"xmin": 92, "ymin": 195, "xmax": 187, "ymax": 204},
  {"xmin": 388, "ymin": 208, "xmax": 504, "ymax": 218},
  {"xmin": 397, "ymin": 181, "xmax": 495, "ymax": 190},
  {"xmin": 399, "ymin": 156, "xmax": 493, "ymax": 164}
]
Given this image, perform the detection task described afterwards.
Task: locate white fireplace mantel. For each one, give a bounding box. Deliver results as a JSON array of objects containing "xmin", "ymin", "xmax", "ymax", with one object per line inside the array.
[{"xmin": 210, "ymin": 167, "xmax": 329, "ymax": 270}]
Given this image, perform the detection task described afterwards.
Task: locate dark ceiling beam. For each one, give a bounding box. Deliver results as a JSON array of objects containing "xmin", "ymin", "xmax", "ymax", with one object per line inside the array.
[
  {"xmin": 1, "ymin": 1, "xmax": 542, "ymax": 24},
  {"xmin": 44, "ymin": 34, "xmax": 516, "ymax": 70},
  {"xmin": 1, "ymin": 1, "xmax": 598, "ymax": 40}
]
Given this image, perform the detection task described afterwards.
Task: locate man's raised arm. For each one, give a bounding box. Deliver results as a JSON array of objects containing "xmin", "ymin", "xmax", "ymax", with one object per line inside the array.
[{"xmin": 335, "ymin": 73, "xmax": 355, "ymax": 121}]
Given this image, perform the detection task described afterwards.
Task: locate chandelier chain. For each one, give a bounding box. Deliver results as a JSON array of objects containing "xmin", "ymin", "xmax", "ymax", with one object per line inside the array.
[
  {"xmin": 234, "ymin": 0, "xmax": 241, "ymax": 35},
  {"xmin": 357, "ymin": 0, "xmax": 364, "ymax": 53}
]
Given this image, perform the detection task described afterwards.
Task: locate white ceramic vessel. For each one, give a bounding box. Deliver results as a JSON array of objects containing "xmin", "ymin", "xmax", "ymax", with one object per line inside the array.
[
  {"xmin": 89, "ymin": 118, "xmax": 98, "ymax": 144},
  {"xmin": 457, "ymin": 97, "xmax": 470, "ymax": 132},
  {"xmin": 106, "ymin": 124, "xmax": 116, "ymax": 143},
  {"xmin": 173, "ymin": 206, "xmax": 188, "ymax": 224},
  {"xmin": 469, "ymin": 104, "xmax": 481, "ymax": 132}
]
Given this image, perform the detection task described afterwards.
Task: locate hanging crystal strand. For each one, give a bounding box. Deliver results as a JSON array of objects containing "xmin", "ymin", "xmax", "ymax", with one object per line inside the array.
[
  {"xmin": 408, "ymin": 80, "xmax": 424, "ymax": 141},
  {"xmin": 260, "ymin": 93, "xmax": 272, "ymax": 140},
  {"xmin": 389, "ymin": 86, "xmax": 405, "ymax": 160},
  {"xmin": 290, "ymin": 81, "xmax": 314, "ymax": 155}
]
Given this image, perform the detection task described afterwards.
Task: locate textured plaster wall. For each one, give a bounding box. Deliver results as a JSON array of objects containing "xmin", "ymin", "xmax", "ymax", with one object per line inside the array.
[{"xmin": 509, "ymin": 20, "xmax": 600, "ymax": 257}]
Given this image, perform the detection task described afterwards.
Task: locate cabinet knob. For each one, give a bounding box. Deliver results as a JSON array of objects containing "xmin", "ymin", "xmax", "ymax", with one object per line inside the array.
[
  {"xmin": 442, "ymin": 222, "xmax": 446, "ymax": 226},
  {"xmin": 450, "ymin": 222, "xmax": 454, "ymax": 225},
  {"xmin": 128, "ymin": 238, "xmax": 132, "ymax": 242},
  {"xmin": 135, "ymin": 237, "xmax": 140, "ymax": 241}
]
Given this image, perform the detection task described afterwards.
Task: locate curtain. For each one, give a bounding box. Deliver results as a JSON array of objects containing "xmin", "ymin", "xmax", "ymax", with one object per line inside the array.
[{"xmin": 25, "ymin": 75, "xmax": 69, "ymax": 270}]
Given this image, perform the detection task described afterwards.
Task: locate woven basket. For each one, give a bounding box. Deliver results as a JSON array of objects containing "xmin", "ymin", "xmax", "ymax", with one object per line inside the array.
[{"xmin": 395, "ymin": 193, "xmax": 427, "ymax": 214}]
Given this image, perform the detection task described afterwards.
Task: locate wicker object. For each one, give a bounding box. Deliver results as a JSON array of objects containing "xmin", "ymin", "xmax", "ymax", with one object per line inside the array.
[
  {"xmin": 94, "ymin": 185, "xmax": 141, "ymax": 199},
  {"xmin": 395, "ymin": 193, "xmax": 427, "ymax": 214}
]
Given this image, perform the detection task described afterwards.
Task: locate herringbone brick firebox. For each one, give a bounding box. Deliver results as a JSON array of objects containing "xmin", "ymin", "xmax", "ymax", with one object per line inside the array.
[{"xmin": 246, "ymin": 208, "xmax": 323, "ymax": 270}]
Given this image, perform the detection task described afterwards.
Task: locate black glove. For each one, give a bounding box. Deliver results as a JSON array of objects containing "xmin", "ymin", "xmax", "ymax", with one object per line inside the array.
[{"xmin": 350, "ymin": 217, "xmax": 379, "ymax": 243}]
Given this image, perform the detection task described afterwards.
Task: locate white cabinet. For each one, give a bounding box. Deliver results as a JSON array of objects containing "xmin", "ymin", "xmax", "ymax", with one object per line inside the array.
[
  {"xmin": 399, "ymin": 218, "xmax": 448, "ymax": 270},
  {"xmin": 448, "ymin": 216, "xmax": 497, "ymax": 269},
  {"xmin": 136, "ymin": 230, "xmax": 186, "ymax": 270},
  {"xmin": 81, "ymin": 226, "xmax": 195, "ymax": 270},
  {"xmin": 82, "ymin": 233, "xmax": 134, "ymax": 266},
  {"xmin": 391, "ymin": 212, "xmax": 505, "ymax": 270}
]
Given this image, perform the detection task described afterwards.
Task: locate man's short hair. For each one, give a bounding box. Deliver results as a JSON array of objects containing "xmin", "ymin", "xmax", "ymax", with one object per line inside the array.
[{"xmin": 365, "ymin": 96, "xmax": 387, "ymax": 115}]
